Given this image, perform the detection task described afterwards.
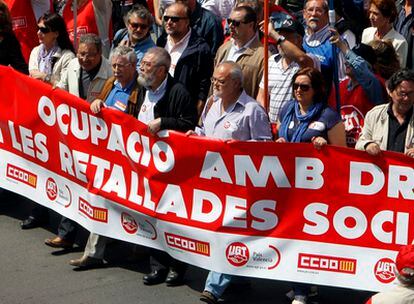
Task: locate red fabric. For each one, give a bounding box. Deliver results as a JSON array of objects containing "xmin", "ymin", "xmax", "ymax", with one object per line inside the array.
[
  {"xmin": 328, "ymin": 76, "xmax": 386, "ymax": 147},
  {"xmin": 5, "ymin": 0, "xmax": 53, "ymax": 63},
  {"xmin": 62, "ymin": 0, "xmax": 101, "ymax": 46}
]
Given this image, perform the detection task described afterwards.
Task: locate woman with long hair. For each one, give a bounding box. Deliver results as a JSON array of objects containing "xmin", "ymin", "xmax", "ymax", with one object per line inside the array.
[
  {"xmin": 28, "ymin": 12, "xmax": 75, "ymax": 85},
  {"xmin": 0, "ymin": 0, "xmax": 28, "ymax": 73}
]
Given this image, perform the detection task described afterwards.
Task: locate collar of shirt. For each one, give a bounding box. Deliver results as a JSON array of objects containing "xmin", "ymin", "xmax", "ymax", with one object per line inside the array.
[
  {"xmin": 231, "ymin": 32, "xmax": 257, "ymax": 51},
  {"xmin": 147, "ymin": 75, "xmax": 168, "ymax": 101},
  {"xmin": 387, "ymin": 102, "xmax": 413, "ymax": 126},
  {"xmin": 114, "ymin": 76, "xmax": 136, "ymax": 93},
  {"xmin": 305, "ymin": 24, "xmax": 330, "ymax": 45},
  {"xmin": 167, "ymin": 28, "xmax": 192, "ymax": 51}
]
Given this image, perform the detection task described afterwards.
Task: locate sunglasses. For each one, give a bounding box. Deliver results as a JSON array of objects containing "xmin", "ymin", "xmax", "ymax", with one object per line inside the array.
[
  {"xmin": 293, "ymin": 83, "xmax": 311, "ymax": 92},
  {"xmin": 227, "ymin": 18, "xmax": 250, "ymax": 27},
  {"xmin": 128, "ymin": 21, "xmax": 149, "ymax": 30},
  {"xmin": 38, "ymin": 26, "xmax": 51, "ymax": 34},
  {"xmin": 163, "ymin": 15, "xmax": 187, "ymax": 23}
]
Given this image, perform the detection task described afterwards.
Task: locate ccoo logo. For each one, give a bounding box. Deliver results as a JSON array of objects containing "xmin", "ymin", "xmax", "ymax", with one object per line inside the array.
[
  {"xmin": 374, "ymin": 258, "xmax": 396, "ymax": 284},
  {"xmin": 226, "ymin": 242, "xmax": 249, "ymax": 267}
]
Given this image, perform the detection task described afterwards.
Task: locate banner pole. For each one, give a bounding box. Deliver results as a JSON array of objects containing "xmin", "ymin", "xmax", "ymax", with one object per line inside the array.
[
  {"xmin": 328, "ymin": 0, "xmax": 341, "ymax": 113},
  {"xmin": 73, "ymin": 0, "xmax": 78, "ymax": 50},
  {"xmin": 263, "ymin": 0, "xmax": 269, "ymax": 113}
]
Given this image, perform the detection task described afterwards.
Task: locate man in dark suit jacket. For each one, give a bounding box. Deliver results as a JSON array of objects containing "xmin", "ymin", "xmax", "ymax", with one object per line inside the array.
[{"xmin": 156, "ymin": 2, "xmax": 213, "ymax": 116}]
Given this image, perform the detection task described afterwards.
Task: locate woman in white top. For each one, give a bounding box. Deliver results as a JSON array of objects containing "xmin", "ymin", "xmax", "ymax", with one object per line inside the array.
[
  {"xmin": 361, "ymin": 0, "xmax": 408, "ymax": 68},
  {"xmin": 28, "ymin": 12, "xmax": 75, "ymax": 85}
]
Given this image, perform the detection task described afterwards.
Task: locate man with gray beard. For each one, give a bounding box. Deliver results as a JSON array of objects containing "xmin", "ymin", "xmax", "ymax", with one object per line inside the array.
[
  {"xmin": 137, "ymin": 47, "xmax": 197, "ymax": 286},
  {"xmin": 136, "ymin": 47, "xmax": 197, "ymax": 134}
]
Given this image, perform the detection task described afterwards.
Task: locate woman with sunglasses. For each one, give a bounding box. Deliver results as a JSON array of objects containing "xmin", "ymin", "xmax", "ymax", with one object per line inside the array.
[
  {"xmin": 28, "ymin": 12, "xmax": 75, "ymax": 85},
  {"xmin": 277, "ymin": 67, "xmax": 345, "ymax": 304},
  {"xmin": 277, "ymin": 67, "xmax": 346, "ymax": 149},
  {"xmin": 0, "ymin": 0, "xmax": 28, "ymax": 74}
]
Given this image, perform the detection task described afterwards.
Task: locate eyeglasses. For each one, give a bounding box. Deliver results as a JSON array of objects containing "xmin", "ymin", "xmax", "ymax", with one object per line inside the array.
[
  {"xmin": 227, "ymin": 18, "xmax": 250, "ymax": 27},
  {"xmin": 112, "ymin": 63, "xmax": 132, "ymax": 69},
  {"xmin": 128, "ymin": 21, "xmax": 149, "ymax": 30},
  {"xmin": 163, "ymin": 15, "xmax": 187, "ymax": 23},
  {"xmin": 293, "ymin": 83, "xmax": 311, "ymax": 92},
  {"xmin": 140, "ymin": 60, "xmax": 162, "ymax": 68},
  {"xmin": 38, "ymin": 26, "xmax": 51, "ymax": 34},
  {"xmin": 395, "ymin": 90, "xmax": 414, "ymax": 99},
  {"xmin": 211, "ymin": 77, "xmax": 227, "ymax": 85},
  {"xmin": 78, "ymin": 52, "xmax": 98, "ymax": 59}
]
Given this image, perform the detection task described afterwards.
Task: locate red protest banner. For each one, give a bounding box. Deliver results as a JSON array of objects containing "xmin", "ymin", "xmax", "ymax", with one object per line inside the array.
[{"xmin": 0, "ymin": 66, "xmax": 413, "ymax": 291}]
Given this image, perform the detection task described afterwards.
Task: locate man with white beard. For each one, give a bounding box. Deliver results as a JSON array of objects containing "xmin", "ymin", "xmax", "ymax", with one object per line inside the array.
[{"xmin": 139, "ymin": 47, "xmax": 198, "ymax": 287}]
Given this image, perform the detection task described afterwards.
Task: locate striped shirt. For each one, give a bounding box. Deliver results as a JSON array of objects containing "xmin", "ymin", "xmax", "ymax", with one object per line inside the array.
[{"xmin": 259, "ymin": 53, "xmax": 320, "ymax": 123}]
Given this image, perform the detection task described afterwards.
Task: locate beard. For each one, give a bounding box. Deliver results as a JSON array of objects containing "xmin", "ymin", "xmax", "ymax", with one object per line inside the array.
[
  {"xmin": 307, "ymin": 17, "xmax": 320, "ymax": 31},
  {"xmin": 137, "ymin": 73, "xmax": 155, "ymax": 88}
]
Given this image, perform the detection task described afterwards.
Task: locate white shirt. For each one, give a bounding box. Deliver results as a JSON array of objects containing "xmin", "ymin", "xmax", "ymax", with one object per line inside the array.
[
  {"xmin": 226, "ymin": 33, "xmax": 257, "ymax": 62},
  {"xmin": 165, "ymin": 29, "xmax": 192, "ymax": 76},
  {"xmin": 137, "ymin": 76, "xmax": 168, "ymax": 124}
]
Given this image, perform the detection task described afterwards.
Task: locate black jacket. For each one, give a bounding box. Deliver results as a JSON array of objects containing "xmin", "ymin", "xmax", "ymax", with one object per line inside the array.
[
  {"xmin": 0, "ymin": 32, "xmax": 28, "ymax": 74},
  {"xmin": 136, "ymin": 75, "xmax": 197, "ymax": 132},
  {"xmin": 157, "ymin": 30, "xmax": 213, "ymax": 104}
]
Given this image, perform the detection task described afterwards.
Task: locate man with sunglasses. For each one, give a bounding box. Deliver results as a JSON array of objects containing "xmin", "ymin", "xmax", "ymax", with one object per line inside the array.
[
  {"xmin": 157, "ymin": 2, "xmax": 213, "ymax": 116},
  {"xmin": 176, "ymin": 0, "xmax": 224, "ymax": 56},
  {"xmin": 111, "ymin": 4, "xmax": 155, "ymax": 68},
  {"xmin": 214, "ymin": 5, "xmax": 265, "ymax": 99}
]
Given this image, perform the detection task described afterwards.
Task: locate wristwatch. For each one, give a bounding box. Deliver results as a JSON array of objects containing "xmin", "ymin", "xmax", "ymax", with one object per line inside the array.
[{"xmin": 276, "ymin": 35, "xmax": 286, "ymax": 46}]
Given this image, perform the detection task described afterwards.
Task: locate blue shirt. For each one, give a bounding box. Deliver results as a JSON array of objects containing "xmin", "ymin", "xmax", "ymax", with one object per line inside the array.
[
  {"xmin": 279, "ymin": 100, "xmax": 341, "ymax": 143},
  {"xmin": 105, "ymin": 78, "xmax": 136, "ymax": 112}
]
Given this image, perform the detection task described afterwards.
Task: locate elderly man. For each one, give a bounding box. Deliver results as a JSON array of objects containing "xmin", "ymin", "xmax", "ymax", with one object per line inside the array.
[
  {"xmin": 69, "ymin": 45, "xmax": 140, "ymax": 268},
  {"xmin": 356, "ymin": 69, "xmax": 414, "ymax": 157},
  {"xmin": 157, "ymin": 2, "xmax": 213, "ymax": 115},
  {"xmin": 111, "ymin": 4, "xmax": 155, "ymax": 67},
  {"xmin": 214, "ymin": 6, "xmax": 265, "ymax": 99},
  {"xmin": 138, "ymin": 47, "xmax": 198, "ymax": 286},
  {"xmin": 302, "ymin": 0, "xmax": 355, "ymax": 87},
  {"xmin": 193, "ymin": 61, "xmax": 272, "ymax": 304},
  {"xmin": 42, "ymin": 33, "xmax": 112, "ymax": 248}
]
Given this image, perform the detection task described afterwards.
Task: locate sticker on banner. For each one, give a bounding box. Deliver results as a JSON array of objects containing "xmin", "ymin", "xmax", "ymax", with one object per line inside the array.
[
  {"xmin": 374, "ymin": 258, "xmax": 396, "ymax": 284},
  {"xmin": 297, "ymin": 253, "xmax": 356, "ymax": 274},
  {"xmin": 247, "ymin": 245, "xmax": 281, "ymax": 270},
  {"xmin": 165, "ymin": 232, "xmax": 210, "ymax": 256},
  {"xmin": 78, "ymin": 198, "xmax": 108, "ymax": 223},
  {"xmin": 45, "ymin": 177, "xmax": 72, "ymax": 207},
  {"xmin": 121, "ymin": 212, "xmax": 138, "ymax": 234},
  {"xmin": 226, "ymin": 242, "xmax": 249, "ymax": 267},
  {"xmin": 121, "ymin": 212, "xmax": 157, "ymax": 240},
  {"xmin": 6, "ymin": 164, "xmax": 37, "ymax": 188}
]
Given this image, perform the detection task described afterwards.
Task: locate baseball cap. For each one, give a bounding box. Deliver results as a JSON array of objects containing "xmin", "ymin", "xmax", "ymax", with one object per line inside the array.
[
  {"xmin": 270, "ymin": 11, "xmax": 305, "ymax": 37},
  {"xmin": 396, "ymin": 244, "xmax": 414, "ymax": 278}
]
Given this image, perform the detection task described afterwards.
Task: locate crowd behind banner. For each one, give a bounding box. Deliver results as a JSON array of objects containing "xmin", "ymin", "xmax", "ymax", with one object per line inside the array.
[{"xmin": 0, "ymin": 0, "xmax": 414, "ymax": 304}]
